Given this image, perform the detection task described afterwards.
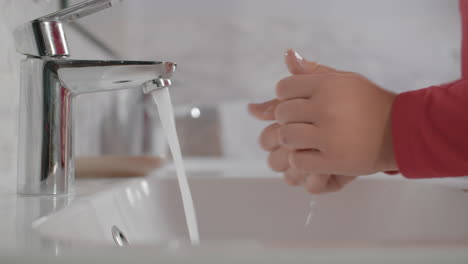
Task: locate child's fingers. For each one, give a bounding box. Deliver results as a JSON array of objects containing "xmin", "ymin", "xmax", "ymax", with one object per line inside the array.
[
  {"xmin": 283, "ymin": 168, "xmax": 308, "ymax": 186},
  {"xmin": 289, "ymin": 149, "xmax": 327, "ymax": 174},
  {"xmin": 284, "ymin": 49, "xmax": 339, "ymax": 75},
  {"xmin": 248, "ymin": 99, "xmax": 280, "ymax": 121},
  {"xmin": 303, "ymin": 174, "xmax": 330, "ymax": 194},
  {"xmin": 279, "ymin": 123, "xmax": 322, "ymax": 150},
  {"xmin": 284, "ymin": 49, "xmax": 306, "ymax": 75},
  {"xmin": 259, "ymin": 123, "xmax": 281, "ymax": 151},
  {"xmin": 303, "ymin": 174, "xmax": 356, "ymax": 194},
  {"xmin": 276, "ymin": 74, "xmax": 335, "ymax": 100},
  {"xmin": 275, "ymin": 99, "xmax": 317, "ymax": 125},
  {"xmin": 326, "ymin": 175, "xmax": 358, "ymax": 192},
  {"xmin": 268, "ymin": 147, "xmax": 290, "ymax": 172}
]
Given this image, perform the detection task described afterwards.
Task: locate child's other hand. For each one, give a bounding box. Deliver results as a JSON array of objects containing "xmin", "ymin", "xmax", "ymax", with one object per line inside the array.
[{"xmin": 249, "ymin": 50, "xmax": 397, "ymax": 194}]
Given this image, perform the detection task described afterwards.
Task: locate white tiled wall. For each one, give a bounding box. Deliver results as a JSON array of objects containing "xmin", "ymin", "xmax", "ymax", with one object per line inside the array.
[{"xmin": 0, "ymin": 0, "xmax": 463, "ymax": 182}]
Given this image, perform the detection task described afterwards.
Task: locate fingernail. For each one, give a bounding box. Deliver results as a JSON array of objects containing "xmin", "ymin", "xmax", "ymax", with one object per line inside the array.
[
  {"xmin": 294, "ymin": 50, "xmax": 303, "ymax": 61},
  {"xmin": 288, "ymin": 50, "xmax": 305, "ymax": 71},
  {"xmin": 285, "ymin": 50, "xmax": 304, "ymax": 61}
]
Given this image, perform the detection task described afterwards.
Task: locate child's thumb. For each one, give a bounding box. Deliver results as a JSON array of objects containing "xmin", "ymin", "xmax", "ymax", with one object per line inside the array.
[{"xmin": 285, "ymin": 49, "xmax": 338, "ymax": 75}]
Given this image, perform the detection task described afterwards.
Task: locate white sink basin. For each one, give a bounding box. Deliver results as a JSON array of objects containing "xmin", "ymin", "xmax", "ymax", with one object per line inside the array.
[{"xmin": 33, "ymin": 167, "xmax": 468, "ymax": 248}]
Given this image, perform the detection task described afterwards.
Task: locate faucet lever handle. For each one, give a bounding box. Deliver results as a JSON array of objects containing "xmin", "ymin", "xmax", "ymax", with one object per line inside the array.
[
  {"xmin": 39, "ymin": 0, "xmax": 120, "ymax": 23},
  {"xmin": 13, "ymin": 0, "xmax": 123, "ymax": 57}
]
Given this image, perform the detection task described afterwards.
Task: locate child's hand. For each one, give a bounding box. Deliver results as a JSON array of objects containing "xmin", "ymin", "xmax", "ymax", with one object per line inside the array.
[{"xmin": 249, "ymin": 50, "xmax": 397, "ymax": 194}]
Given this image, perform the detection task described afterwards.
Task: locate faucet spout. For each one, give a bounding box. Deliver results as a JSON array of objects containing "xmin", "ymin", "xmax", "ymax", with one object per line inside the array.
[
  {"xmin": 56, "ymin": 59, "xmax": 176, "ymax": 94},
  {"xmin": 17, "ymin": 57, "xmax": 176, "ymax": 195}
]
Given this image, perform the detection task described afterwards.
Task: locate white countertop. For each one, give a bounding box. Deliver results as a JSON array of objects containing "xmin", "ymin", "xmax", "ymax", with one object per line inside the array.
[{"xmin": 1, "ymin": 160, "xmax": 468, "ymax": 263}]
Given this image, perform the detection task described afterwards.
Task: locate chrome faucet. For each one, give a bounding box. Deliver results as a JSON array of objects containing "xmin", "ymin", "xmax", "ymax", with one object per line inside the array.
[{"xmin": 14, "ymin": 0, "xmax": 175, "ymax": 195}]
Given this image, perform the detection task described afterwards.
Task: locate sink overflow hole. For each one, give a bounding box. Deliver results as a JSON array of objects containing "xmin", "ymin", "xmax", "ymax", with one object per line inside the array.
[{"xmin": 111, "ymin": 225, "xmax": 129, "ymax": 247}]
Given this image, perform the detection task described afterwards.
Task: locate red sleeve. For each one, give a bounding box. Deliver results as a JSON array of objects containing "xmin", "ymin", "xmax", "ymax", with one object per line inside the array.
[{"xmin": 392, "ymin": 79, "xmax": 468, "ymax": 178}]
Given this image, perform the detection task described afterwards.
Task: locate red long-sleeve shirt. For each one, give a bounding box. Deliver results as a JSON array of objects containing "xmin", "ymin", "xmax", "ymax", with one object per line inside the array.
[{"xmin": 392, "ymin": 0, "xmax": 468, "ymax": 178}]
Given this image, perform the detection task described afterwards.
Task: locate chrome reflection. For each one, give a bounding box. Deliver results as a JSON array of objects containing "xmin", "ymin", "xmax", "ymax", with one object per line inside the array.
[{"xmin": 111, "ymin": 225, "xmax": 129, "ymax": 247}]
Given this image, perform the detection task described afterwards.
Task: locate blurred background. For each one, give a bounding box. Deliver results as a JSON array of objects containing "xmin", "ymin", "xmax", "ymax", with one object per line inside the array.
[{"xmin": 0, "ymin": 0, "xmax": 461, "ymax": 185}]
